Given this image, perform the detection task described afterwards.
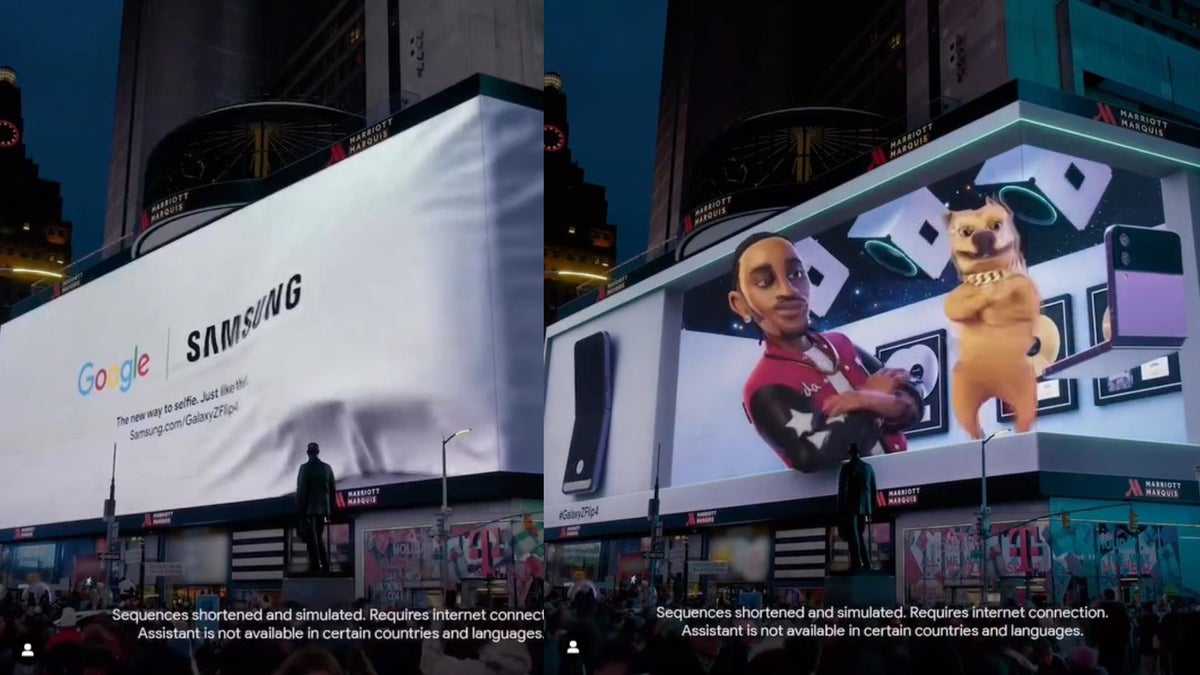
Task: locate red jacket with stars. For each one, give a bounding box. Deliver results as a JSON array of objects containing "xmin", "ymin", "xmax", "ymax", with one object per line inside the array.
[{"xmin": 741, "ymin": 331, "xmax": 921, "ymax": 472}]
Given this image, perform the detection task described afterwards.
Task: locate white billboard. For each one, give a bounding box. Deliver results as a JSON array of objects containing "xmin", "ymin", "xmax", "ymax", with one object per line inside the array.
[{"xmin": 0, "ymin": 94, "xmax": 543, "ymax": 529}]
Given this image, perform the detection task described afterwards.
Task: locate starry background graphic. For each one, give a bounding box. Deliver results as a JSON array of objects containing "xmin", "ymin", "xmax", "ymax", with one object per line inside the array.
[{"xmin": 683, "ymin": 150, "xmax": 1164, "ymax": 334}]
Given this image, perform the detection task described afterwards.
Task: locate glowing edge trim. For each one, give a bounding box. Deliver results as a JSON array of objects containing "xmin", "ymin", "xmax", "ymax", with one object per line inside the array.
[
  {"xmin": 8, "ymin": 268, "xmax": 63, "ymax": 279},
  {"xmin": 547, "ymin": 270, "xmax": 608, "ymax": 282}
]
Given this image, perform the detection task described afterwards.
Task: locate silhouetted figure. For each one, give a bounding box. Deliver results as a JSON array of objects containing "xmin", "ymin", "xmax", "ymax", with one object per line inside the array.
[
  {"xmin": 837, "ymin": 443, "xmax": 877, "ymax": 570},
  {"xmin": 295, "ymin": 442, "xmax": 336, "ymax": 572},
  {"xmin": 1093, "ymin": 588, "xmax": 1130, "ymax": 675}
]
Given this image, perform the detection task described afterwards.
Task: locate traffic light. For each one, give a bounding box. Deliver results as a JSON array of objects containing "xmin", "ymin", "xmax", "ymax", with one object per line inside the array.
[
  {"xmin": 1129, "ymin": 511, "xmax": 1139, "ymax": 530},
  {"xmin": 1061, "ymin": 512, "xmax": 1071, "ymax": 529}
]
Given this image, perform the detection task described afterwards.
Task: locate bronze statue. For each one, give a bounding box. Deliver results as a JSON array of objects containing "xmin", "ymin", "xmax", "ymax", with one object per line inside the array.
[
  {"xmin": 837, "ymin": 443, "xmax": 877, "ymax": 571},
  {"xmin": 296, "ymin": 442, "xmax": 336, "ymax": 572}
]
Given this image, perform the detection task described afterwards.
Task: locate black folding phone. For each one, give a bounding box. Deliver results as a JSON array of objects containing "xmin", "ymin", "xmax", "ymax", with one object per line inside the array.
[{"xmin": 562, "ymin": 331, "xmax": 614, "ymax": 495}]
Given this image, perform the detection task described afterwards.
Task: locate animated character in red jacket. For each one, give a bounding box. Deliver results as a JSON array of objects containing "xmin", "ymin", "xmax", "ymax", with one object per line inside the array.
[{"xmin": 728, "ymin": 232, "xmax": 924, "ymax": 472}]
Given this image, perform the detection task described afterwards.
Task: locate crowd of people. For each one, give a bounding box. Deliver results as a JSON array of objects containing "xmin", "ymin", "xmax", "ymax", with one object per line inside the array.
[
  {"xmin": 6, "ymin": 578, "xmax": 1200, "ymax": 675},
  {"xmin": 544, "ymin": 583, "xmax": 1200, "ymax": 675},
  {"xmin": 0, "ymin": 587, "xmax": 537, "ymax": 675}
]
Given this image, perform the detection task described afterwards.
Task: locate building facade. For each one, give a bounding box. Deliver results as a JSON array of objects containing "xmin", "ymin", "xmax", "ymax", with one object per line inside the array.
[
  {"xmin": 104, "ymin": 0, "xmax": 543, "ymax": 260},
  {"xmin": 648, "ymin": 0, "xmax": 1200, "ymax": 260},
  {"xmin": 544, "ymin": 73, "xmax": 616, "ymax": 325},
  {"xmin": 907, "ymin": 0, "xmax": 1200, "ymax": 127},
  {"xmin": 545, "ymin": 79, "xmax": 1200, "ymax": 606},
  {"xmin": 647, "ymin": 0, "xmax": 906, "ymax": 260},
  {"xmin": 0, "ymin": 67, "xmax": 71, "ymax": 321}
]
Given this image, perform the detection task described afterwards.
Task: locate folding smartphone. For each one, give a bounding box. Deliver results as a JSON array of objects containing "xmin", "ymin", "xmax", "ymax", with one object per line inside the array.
[
  {"xmin": 562, "ymin": 331, "xmax": 614, "ymax": 495},
  {"xmin": 1043, "ymin": 225, "xmax": 1186, "ymax": 379}
]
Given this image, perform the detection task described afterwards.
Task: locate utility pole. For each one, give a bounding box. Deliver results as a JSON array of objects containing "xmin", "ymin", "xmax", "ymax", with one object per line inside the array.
[
  {"xmin": 979, "ymin": 430, "xmax": 1009, "ymax": 605},
  {"xmin": 439, "ymin": 429, "xmax": 470, "ymax": 605},
  {"xmin": 104, "ymin": 444, "xmax": 119, "ymax": 603},
  {"xmin": 646, "ymin": 444, "xmax": 664, "ymax": 603}
]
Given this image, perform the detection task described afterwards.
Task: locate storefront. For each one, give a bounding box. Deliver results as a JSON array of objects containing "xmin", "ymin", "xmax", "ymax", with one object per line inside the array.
[
  {"xmin": 545, "ymin": 463, "xmax": 1200, "ymax": 608},
  {"xmin": 546, "ymin": 539, "xmax": 603, "ymax": 588},
  {"xmin": 353, "ymin": 498, "xmax": 543, "ymax": 610},
  {"xmin": 896, "ymin": 501, "xmax": 1052, "ymax": 606},
  {"xmin": 1, "ymin": 530, "xmax": 200, "ymax": 606},
  {"xmin": 693, "ymin": 525, "xmax": 770, "ymax": 605},
  {"xmin": 0, "ymin": 536, "xmax": 105, "ymax": 596},
  {"xmin": 891, "ymin": 494, "xmax": 1200, "ymax": 607},
  {"xmin": 1046, "ymin": 497, "xmax": 1200, "ymax": 606}
]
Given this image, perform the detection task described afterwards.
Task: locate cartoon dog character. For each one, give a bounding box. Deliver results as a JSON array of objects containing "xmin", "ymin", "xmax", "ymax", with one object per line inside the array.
[{"xmin": 943, "ymin": 197, "xmax": 1041, "ymax": 439}]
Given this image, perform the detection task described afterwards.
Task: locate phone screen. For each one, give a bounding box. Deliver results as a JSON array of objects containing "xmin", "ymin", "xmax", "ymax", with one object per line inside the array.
[
  {"xmin": 564, "ymin": 332, "xmax": 613, "ymax": 494},
  {"xmin": 1108, "ymin": 227, "xmax": 1188, "ymax": 339},
  {"xmin": 573, "ymin": 333, "xmax": 611, "ymax": 414}
]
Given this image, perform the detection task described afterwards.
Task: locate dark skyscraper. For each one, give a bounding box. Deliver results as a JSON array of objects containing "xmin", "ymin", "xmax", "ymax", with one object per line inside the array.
[
  {"xmin": 0, "ymin": 66, "xmax": 72, "ymax": 321},
  {"xmin": 648, "ymin": 0, "xmax": 906, "ymax": 260},
  {"xmin": 103, "ymin": 0, "xmax": 543, "ymax": 260},
  {"xmin": 544, "ymin": 72, "xmax": 617, "ymax": 325}
]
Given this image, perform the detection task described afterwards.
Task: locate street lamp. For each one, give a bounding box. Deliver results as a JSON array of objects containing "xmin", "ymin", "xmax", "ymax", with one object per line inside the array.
[
  {"xmin": 979, "ymin": 429, "xmax": 1009, "ymax": 605},
  {"xmin": 438, "ymin": 428, "xmax": 471, "ymax": 600}
]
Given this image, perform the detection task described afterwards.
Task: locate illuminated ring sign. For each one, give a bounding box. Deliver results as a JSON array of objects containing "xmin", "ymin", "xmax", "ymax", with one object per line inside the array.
[
  {"xmin": 675, "ymin": 186, "xmax": 805, "ymax": 261},
  {"xmin": 133, "ymin": 182, "xmax": 268, "ymax": 259}
]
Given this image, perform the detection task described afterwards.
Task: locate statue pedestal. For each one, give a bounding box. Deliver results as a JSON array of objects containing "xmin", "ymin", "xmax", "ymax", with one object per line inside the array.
[
  {"xmin": 823, "ymin": 570, "xmax": 896, "ymax": 608},
  {"xmin": 281, "ymin": 575, "xmax": 355, "ymax": 610}
]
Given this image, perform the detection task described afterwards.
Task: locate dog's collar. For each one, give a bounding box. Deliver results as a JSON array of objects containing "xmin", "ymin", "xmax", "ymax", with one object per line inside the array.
[{"xmin": 963, "ymin": 270, "xmax": 1011, "ymax": 286}]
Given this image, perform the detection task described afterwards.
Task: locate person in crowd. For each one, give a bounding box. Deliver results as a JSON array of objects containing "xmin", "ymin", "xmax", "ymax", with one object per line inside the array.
[
  {"xmin": 999, "ymin": 637, "xmax": 1040, "ymax": 674},
  {"xmin": 1157, "ymin": 600, "xmax": 1183, "ymax": 675},
  {"xmin": 1093, "ymin": 588, "xmax": 1131, "ymax": 675},
  {"xmin": 273, "ymin": 645, "xmax": 345, "ymax": 675},
  {"xmin": 44, "ymin": 607, "xmax": 82, "ymax": 652},
  {"xmin": 1136, "ymin": 601, "xmax": 1160, "ymax": 675},
  {"xmin": 783, "ymin": 635, "xmax": 822, "ymax": 675},
  {"xmin": 910, "ymin": 629, "xmax": 963, "ymax": 675},
  {"xmin": 0, "ymin": 612, "xmax": 14, "ymax": 674},
  {"xmin": 1033, "ymin": 639, "xmax": 1071, "ymax": 675},
  {"xmin": 1066, "ymin": 646, "xmax": 1107, "ymax": 675},
  {"xmin": 592, "ymin": 640, "xmax": 638, "ymax": 675},
  {"xmin": 219, "ymin": 638, "xmax": 291, "ymax": 675},
  {"xmin": 1173, "ymin": 604, "xmax": 1200, "ymax": 675},
  {"xmin": 420, "ymin": 636, "xmax": 532, "ymax": 675},
  {"xmin": 343, "ymin": 645, "xmax": 380, "ymax": 675}
]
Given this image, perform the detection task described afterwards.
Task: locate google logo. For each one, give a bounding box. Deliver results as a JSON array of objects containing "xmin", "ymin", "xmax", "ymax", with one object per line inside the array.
[{"xmin": 78, "ymin": 347, "xmax": 151, "ymax": 396}]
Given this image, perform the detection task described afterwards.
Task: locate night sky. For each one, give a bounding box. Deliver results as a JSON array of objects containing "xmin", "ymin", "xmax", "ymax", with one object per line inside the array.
[
  {"xmin": 545, "ymin": 0, "xmax": 666, "ymax": 264},
  {"xmin": 0, "ymin": 0, "xmax": 123, "ymax": 263}
]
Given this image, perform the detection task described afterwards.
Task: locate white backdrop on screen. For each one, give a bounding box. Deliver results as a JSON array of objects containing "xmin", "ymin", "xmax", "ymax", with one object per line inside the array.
[{"xmin": 0, "ymin": 96, "xmax": 543, "ymax": 529}]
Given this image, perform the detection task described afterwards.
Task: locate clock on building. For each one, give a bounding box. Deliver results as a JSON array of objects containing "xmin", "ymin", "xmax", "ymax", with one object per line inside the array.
[
  {"xmin": 544, "ymin": 125, "xmax": 566, "ymax": 152},
  {"xmin": 0, "ymin": 120, "xmax": 19, "ymax": 148}
]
